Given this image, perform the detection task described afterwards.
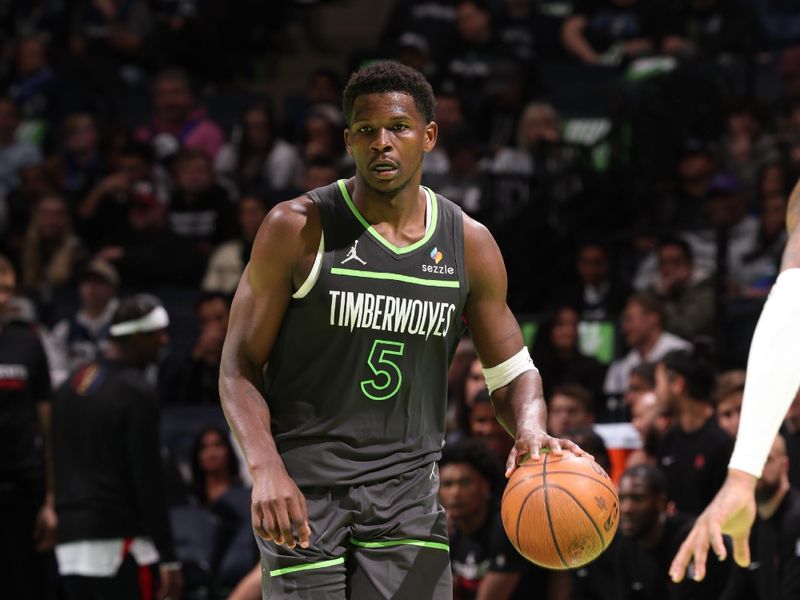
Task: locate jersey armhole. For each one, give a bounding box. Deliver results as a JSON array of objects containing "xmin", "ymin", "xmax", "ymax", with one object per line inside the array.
[{"xmin": 292, "ymin": 230, "xmax": 325, "ymax": 299}]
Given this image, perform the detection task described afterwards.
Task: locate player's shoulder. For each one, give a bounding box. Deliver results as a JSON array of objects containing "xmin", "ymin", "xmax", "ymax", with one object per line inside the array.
[
  {"xmin": 264, "ymin": 195, "xmax": 320, "ymax": 232},
  {"xmin": 462, "ymin": 212, "xmax": 493, "ymax": 245}
]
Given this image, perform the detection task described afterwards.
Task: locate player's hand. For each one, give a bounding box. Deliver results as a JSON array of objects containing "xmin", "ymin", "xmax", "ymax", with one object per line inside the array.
[
  {"xmin": 251, "ymin": 466, "xmax": 311, "ymax": 550},
  {"xmin": 32, "ymin": 496, "xmax": 57, "ymax": 551},
  {"xmin": 669, "ymin": 469, "xmax": 757, "ymax": 582},
  {"xmin": 505, "ymin": 429, "xmax": 591, "ymax": 478}
]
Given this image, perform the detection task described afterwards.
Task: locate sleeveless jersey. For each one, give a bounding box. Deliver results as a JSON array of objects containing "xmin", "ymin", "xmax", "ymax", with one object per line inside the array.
[{"xmin": 264, "ymin": 179, "xmax": 468, "ymax": 487}]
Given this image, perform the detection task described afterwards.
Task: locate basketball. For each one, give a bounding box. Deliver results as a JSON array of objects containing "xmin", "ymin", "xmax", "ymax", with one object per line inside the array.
[{"xmin": 501, "ymin": 450, "xmax": 619, "ymax": 570}]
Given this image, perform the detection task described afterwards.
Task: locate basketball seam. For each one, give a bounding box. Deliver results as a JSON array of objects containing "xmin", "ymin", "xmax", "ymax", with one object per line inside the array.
[
  {"xmin": 504, "ymin": 469, "xmax": 617, "ymax": 498},
  {"xmin": 547, "ymin": 483, "xmax": 608, "ymax": 552},
  {"xmin": 542, "ymin": 454, "xmax": 569, "ymax": 568}
]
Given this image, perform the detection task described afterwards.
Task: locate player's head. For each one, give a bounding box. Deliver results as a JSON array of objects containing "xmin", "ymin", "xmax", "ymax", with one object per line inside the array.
[
  {"xmin": 618, "ymin": 464, "xmax": 668, "ymax": 540},
  {"xmin": 657, "ymin": 346, "xmax": 715, "ymax": 406},
  {"xmin": 109, "ymin": 294, "xmax": 170, "ymax": 366},
  {"xmin": 0, "ymin": 254, "xmax": 16, "ymax": 316},
  {"xmin": 756, "ymin": 434, "xmax": 789, "ymax": 504},
  {"xmin": 714, "ymin": 369, "xmax": 745, "ymax": 438},
  {"xmin": 440, "ymin": 438, "xmax": 502, "ymax": 521}
]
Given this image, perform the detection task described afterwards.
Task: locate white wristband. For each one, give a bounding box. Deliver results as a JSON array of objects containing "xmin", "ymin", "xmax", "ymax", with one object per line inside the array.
[
  {"xmin": 728, "ymin": 268, "xmax": 800, "ymax": 477},
  {"xmin": 482, "ymin": 347, "xmax": 538, "ymax": 395}
]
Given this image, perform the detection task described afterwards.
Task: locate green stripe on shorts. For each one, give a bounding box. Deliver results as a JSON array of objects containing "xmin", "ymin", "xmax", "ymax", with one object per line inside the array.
[
  {"xmin": 269, "ymin": 557, "xmax": 345, "ymax": 577},
  {"xmin": 349, "ymin": 537, "xmax": 450, "ymax": 552}
]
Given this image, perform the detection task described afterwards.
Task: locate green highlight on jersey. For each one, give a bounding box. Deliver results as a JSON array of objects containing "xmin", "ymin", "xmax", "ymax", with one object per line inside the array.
[
  {"xmin": 349, "ymin": 537, "xmax": 450, "ymax": 552},
  {"xmin": 268, "ymin": 557, "xmax": 345, "ymax": 578},
  {"xmin": 331, "ymin": 267, "xmax": 459, "ymax": 288},
  {"xmin": 337, "ymin": 179, "xmax": 439, "ymax": 254},
  {"xmin": 361, "ymin": 339, "xmax": 404, "ymax": 400}
]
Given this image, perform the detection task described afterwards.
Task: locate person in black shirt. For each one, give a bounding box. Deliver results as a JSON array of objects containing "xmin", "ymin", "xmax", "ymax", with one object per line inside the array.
[
  {"xmin": 617, "ymin": 464, "xmax": 729, "ymax": 599},
  {"xmin": 53, "ymin": 295, "xmax": 183, "ymax": 600},
  {"xmin": 0, "ymin": 254, "xmax": 56, "ymax": 600},
  {"xmin": 721, "ymin": 434, "xmax": 800, "ymax": 600},
  {"xmin": 440, "ymin": 438, "xmax": 545, "ymax": 600},
  {"xmin": 655, "ymin": 348, "xmax": 734, "ymax": 515}
]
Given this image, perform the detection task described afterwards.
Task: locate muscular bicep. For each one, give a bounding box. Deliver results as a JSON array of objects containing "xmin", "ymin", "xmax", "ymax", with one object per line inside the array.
[{"xmin": 463, "ymin": 217, "xmax": 524, "ymax": 367}]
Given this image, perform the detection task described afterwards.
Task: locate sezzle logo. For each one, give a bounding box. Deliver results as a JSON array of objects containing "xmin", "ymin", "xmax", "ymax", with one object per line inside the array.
[{"xmin": 423, "ymin": 246, "xmax": 454, "ymax": 275}]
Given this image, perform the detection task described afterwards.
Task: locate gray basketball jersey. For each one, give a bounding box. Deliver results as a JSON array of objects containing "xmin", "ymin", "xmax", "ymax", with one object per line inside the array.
[{"xmin": 264, "ymin": 179, "xmax": 468, "ymax": 487}]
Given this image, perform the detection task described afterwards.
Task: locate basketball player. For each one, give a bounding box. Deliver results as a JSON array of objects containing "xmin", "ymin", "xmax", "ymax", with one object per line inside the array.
[
  {"xmin": 219, "ymin": 62, "xmax": 584, "ymax": 599},
  {"xmin": 670, "ymin": 178, "xmax": 800, "ymax": 582}
]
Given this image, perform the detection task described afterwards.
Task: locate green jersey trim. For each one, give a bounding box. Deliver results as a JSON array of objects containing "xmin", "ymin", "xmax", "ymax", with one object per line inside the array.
[
  {"xmin": 348, "ymin": 537, "xmax": 450, "ymax": 552},
  {"xmin": 337, "ymin": 179, "xmax": 438, "ymax": 254},
  {"xmin": 268, "ymin": 557, "xmax": 344, "ymax": 577},
  {"xmin": 331, "ymin": 267, "xmax": 459, "ymax": 288}
]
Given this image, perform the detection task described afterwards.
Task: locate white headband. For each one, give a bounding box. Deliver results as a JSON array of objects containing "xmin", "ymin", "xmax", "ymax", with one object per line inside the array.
[{"xmin": 109, "ymin": 305, "xmax": 170, "ymax": 337}]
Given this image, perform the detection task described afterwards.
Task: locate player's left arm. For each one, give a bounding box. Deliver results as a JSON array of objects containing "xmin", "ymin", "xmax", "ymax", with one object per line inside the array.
[{"xmin": 463, "ymin": 215, "xmax": 586, "ymax": 476}]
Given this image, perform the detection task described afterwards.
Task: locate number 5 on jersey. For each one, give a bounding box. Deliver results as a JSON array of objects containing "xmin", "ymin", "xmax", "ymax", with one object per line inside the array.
[{"xmin": 361, "ymin": 339, "xmax": 405, "ymax": 401}]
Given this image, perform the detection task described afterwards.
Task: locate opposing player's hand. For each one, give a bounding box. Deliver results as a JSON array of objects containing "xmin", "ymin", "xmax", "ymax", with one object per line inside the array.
[
  {"xmin": 505, "ymin": 429, "xmax": 591, "ymax": 478},
  {"xmin": 669, "ymin": 469, "xmax": 757, "ymax": 582},
  {"xmin": 251, "ymin": 467, "xmax": 311, "ymax": 550}
]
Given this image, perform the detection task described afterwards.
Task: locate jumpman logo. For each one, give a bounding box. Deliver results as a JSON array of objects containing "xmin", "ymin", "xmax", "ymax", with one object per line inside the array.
[{"xmin": 341, "ymin": 240, "xmax": 367, "ymax": 265}]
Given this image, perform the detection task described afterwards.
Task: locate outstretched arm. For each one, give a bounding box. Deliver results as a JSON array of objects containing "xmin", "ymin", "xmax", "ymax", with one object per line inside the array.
[
  {"xmin": 670, "ymin": 178, "xmax": 800, "ymax": 582},
  {"xmin": 219, "ymin": 197, "xmax": 319, "ymax": 549},
  {"xmin": 462, "ymin": 216, "xmax": 586, "ymax": 477}
]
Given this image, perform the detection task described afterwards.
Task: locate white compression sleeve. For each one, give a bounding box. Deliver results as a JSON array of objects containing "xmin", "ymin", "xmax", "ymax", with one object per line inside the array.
[
  {"xmin": 482, "ymin": 347, "xmax": 538, "ymax": 395},
  {"xmin": 728, "ymin": 268, "xmax": 800, "ymax": 477}
]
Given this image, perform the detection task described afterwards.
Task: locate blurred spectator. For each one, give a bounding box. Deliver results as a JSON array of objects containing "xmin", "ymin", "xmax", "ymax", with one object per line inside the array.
[
  {"xmin": 48, "ymin": 259, "xmax": 119, "ymax": 387},
  {"xmin": 713, "ymin": 369, "xmax": 744, "ymax": 439},
  {"xmin": 655, "ymin": 348, "xmax": 733, "ymax": 515},
  {"xmin": 446, "ymin": 338, "xmax": 478, "ymax": 438},
  {"xmin": 48, "ymin": 112, "xmax": 108, "ymax": 204},
  {"xmin": 425, "ymin": 126, "xmax": 485, "ymax": 215},
  {"xmin": 202, "ymin": 194, "xmax": 268, "ymax": 294},
  {"xmin": 1, "ymin": 163, "xmax": 56, "ymax": 259},
  {"xmin": 721, "ymin": 434, "xmax": 800, "ymax": 600},
  {"xmin": 0, "ymin": 254, "xmax": 56, "ymax": 600},
  {"xmin": 0, "ymin": 96, "xmax": 42, "ymax": 197},
  {"xmin": 68, "ymin": 0, "xmax": 155, "ymax": 88},
  {"xmin": 162, "ymin": 292, "xmax": 229, "ymax": 405},
  {"xmin": 657, "ymin": 139, "xmax": 717, "ymax": 232},
  {"xmin": 616, "ymin": 464, "xmax": 730, "ymax": 599},
  {"xmin": 494, "ymin": 0, "xmax": 538, "ymax": 66},
  {"xmin": 423, "ymin": 89, "xmax": 465, "ymax": 178},
  {"xmin": 21, "ymin": 194, "xmax": 87, "ymax": 316},
  {"xmin": 627, "ymin": 390, "xmax": 672, "ymax": 469},
  {"xmin": 660, "ymin": 0, "xmax": 757, "ymax": 61},
  {"xmin": 440, "ymin": 438, "xmax": 532, "ymax": 600},
  {"xmin": 479, "ymin": 57, "xmax": 535, "ymax": 151},
  {"xmin": 190, "ymin": 425, "xmax": 242, "ymax": 506},
  {"xmin": 135, "ymin": 68, "xmax": 225, "ymax": 161},
  {"xmin": 560, "ymin": 0, "xmax": 660, "ymax": 66},
  {"xmin": 300, "ymin": 103, "xmax": 349, "ymax": 170},
  {"xmin": 624, "ymin": 361, "xmax": 655, "ymax": 409},
  {"xmin": 783, "ymin": 388, "xmax": 800, "ymax": 489},
  {"xmin": 167, "ymin": 149, "xmax": 235, "ymax": 258},
  {"xmin": 300, "ymin": 155, "xmax": 340, "ymax": 193},
  {"xmin": 4, "ymin": 34, "xmax": 63, "ymax": 128},
  {"xmin": 394, "ymin": 31, "xmax": 436, "ymax": 79},
  {"xmin": 730, "ymin": 192, "xmax": 788, "ymax": 298},
  {"xmin": 530, "ymin": 305, "xmax": 607, "ymax": 401},
  {"xmin": 561, "ymin": 241, "xmax": 630, "ymax": 321},
  {"xmin": 468, "ymin": 389, "xmax": 513, "ymax": 467},
  {"xmin": 214, "ymin": 104, "xmax": 303, "ymax": 200},
  {"xmin": 604, "ymin": 293, "xmax": 691, "ymax": 401},
  {"xmin": 649, "ymin": 236, "xmax": 713, "ymax": 341},
  {"xmin": 547, "ymin": 384, "xmax": 595, "ymax": 437},
  {"xmin": 282, "ymin": 67, "xmax": 343, "ymax": 145},
  {"xmin": 53, "ymin": 295, "xmax": 182, "ymax": 600}
]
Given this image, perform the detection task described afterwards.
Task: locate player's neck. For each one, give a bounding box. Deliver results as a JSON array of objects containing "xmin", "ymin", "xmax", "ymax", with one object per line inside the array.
[{"xmin": 350, "ymin": 175, "xmax": 426, "ymax": 231}]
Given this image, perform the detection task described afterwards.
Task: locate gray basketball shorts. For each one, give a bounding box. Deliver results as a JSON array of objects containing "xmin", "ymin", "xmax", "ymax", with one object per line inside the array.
[{"xmin": 256, "ymin": 463, "xmax": 452, "ymax": 599}]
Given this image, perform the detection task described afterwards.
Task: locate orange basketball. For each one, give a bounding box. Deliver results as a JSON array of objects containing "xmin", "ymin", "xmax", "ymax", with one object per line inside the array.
[{"xmin": 501, "ymin": 450, "xmax": 619, "ymax": 570}]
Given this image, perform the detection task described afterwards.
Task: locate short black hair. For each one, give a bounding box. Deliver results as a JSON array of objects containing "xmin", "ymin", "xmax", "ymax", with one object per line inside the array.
[
  {"xmin": 630, "ymin": 362, "xmax": 656, "ymax": 388},
  {"xmin": 661, "ymin": 347, "xmax": 716, "ymax": 403},
  {"xmin": 440, "ymin": 438, "xmax": 502, "ymax": 490},
  {"xmin": 620, "ymin": 464, "xmax": 668, "ymax": 497},
  {"xmin": 111, "ymin": 294, "xmax": 164, "ymax": 339},
  {"xmin": 658, "ymin": 235, "xmax": 694, "ymax": 263},
  {"xmin": 342, "ymin": 62, "xmax": 435, "ymax": 125}
]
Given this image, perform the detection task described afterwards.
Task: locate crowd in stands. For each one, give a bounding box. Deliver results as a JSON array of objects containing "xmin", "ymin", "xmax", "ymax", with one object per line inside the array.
[{"xmin": 3, "ymin": 0, "xmax": 800, "ymax": 599}]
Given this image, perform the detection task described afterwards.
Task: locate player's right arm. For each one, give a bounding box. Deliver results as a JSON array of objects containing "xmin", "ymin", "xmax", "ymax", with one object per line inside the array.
[
  {"xmin": 669, "ymin": 178, "xmax": 800, "ymax": 582},
  {"xmin": 219, "ymin": 197, "xmax": 319, "ymax": 550}
]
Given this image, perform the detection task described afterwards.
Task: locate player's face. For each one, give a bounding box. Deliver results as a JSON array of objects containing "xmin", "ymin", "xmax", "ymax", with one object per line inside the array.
[
  {"xmin": 618, "ymin": 476, "xmax": 663, "ymax": 539},
  {"xmin": 345, "ymin": 92, "xmax": 437, "ymax": 197},
  {"xmin": 715, "ymin": 393, "xmax": 741, "ymax": 438},
  {"xmin": 439, "ymin": 463, "xmax": 489, "ymax": 521}
]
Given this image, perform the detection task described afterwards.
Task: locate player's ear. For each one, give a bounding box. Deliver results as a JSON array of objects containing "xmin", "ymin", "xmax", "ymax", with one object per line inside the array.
[
  {"xmin": 344, "ymin": 128, "xmax": 352, "ymax": 156},
  {"xmin": 423, "ymin": 121, "xmax": 437, "ymax": 153}
]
